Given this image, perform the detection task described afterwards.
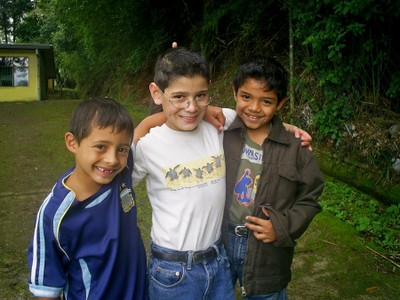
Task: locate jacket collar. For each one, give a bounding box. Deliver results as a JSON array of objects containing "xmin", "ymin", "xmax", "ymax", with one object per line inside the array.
[{"xmin": 227, "ymin": 114, "xmax": 291, "ymax": 146}]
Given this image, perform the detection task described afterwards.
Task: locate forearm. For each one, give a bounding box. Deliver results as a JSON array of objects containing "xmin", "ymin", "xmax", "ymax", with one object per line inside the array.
[
  {"xmin": 203, "ymin": 105, "xmax": 225, "ymax": 132},
  {"xmin": 133, "ymin": 112, "xmax": 166, "ymax": 143},
  {"xmin": 282, "ymin": 122, "xmax": 313, "ymax": 151}
]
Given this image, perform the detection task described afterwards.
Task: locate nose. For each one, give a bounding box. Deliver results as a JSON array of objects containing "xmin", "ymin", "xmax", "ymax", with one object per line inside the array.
[
  {"xmin": 104, "ymin": 150, "xmax": 119, "ymax": 166},
  {"xmin": 249, "ymin": 99, "xmax": 261, "ymax": 112},
  {"xmin": 185, "ymin": 99, "xmax": 199, "ymax": 112}
]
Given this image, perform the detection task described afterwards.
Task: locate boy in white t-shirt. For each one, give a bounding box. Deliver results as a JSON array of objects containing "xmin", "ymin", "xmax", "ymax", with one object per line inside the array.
[{"xmin": 131, "ymin": 47, "xmax": 236, "ymax": 299}]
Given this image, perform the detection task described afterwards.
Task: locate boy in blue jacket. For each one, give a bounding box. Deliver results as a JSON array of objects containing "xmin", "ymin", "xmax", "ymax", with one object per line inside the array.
[{"xmin": 28, "ymin": 97, "xmax": 148, "ymax": 299}]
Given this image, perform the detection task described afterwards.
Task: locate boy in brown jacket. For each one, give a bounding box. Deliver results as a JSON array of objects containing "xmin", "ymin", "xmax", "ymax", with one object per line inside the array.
[{"xmin": 222, "ymin": 56, "xmax": 324, "ymax": 299}]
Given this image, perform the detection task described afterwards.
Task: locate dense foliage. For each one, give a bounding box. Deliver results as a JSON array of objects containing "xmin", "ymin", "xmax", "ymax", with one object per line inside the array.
[
  {"xmin": 1, "ymin": 0, "xmax": 399, "ymax": 185},
  {"xmin": 290, "ymin": 0, "xmax": 400, "ymax": 138},
  {"xmin": 0, "ymin": 0, "xmax": 33, "ymax": 43}
]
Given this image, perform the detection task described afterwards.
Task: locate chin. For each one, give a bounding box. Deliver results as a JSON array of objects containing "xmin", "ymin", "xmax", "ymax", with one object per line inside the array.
[
  {"xmin": 243, "ymin": 121, "xmax": 259, "ymax": 129},
  {"xmin": 180, "ymin": 127, "xmax": 198, "ymax": 132},
  {"xmin": 177, "ymin": 122, "xmax": 200, "ymax": 131},
  {"xmin": 95, "ymin": 176, "xmax": 116, "ymax": 185}
]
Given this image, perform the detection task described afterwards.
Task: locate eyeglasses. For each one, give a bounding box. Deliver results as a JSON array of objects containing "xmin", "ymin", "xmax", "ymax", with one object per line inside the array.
[{"xmin": 159, "ymin": 88, "xmax": 211, "ymax": 109}]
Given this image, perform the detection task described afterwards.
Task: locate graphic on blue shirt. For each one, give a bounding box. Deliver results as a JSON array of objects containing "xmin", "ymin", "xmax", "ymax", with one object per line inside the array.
[{"xmin": 234, "ymin": 168, "xmax": 254, "ymax": 206}]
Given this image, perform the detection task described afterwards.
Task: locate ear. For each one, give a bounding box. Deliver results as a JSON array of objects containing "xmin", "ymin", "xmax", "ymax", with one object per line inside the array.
[
  {"xmin": 232, "ymin": 85, "xmax": 238, "ymax": 101},
  {"xmin": 65, "ymin": 132, "xmax": 78, "ymax": 153},
  {"xmin": 149, "ymin": 82, "xmax": 163, "ymax": 105},
  {"xmin": 276, "ymin": 97, "xmax": 287, "ymax": 112}
]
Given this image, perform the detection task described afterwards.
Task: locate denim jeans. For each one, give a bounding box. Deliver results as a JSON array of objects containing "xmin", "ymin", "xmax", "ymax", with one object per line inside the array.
[
  {"xmin": 227, "ymin": 229, "xmax": 288, "ymax": 300},
  {"xmin": 148, "ymin": 241, "xmax": 234, "ymax": 300}
]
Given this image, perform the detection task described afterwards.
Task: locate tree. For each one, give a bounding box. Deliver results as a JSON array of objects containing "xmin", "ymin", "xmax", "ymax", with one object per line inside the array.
[
  {"xmin": 0, "ymin": 0, "xmax": 33, "ymax": 43},
  {"xmin": 0, "ymin": 0, "xmax": 12, "ymax": 43}
]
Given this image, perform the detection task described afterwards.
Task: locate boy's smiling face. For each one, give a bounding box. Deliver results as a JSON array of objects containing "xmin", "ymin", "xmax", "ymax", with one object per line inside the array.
[
  {"xmin": 234, "ymin": 78, "xmax": 286, "ymax": 140},
  {"xmin": 65, "ymin": 125, "xmax": 131, "ymax": 198},
  {"xmin": 155, "ymin": 75, "xmax": 209, "ymax": 132}
]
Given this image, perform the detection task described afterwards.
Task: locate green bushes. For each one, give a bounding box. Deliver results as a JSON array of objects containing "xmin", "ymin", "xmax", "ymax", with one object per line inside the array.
[
  {"xmin": 286, "ymin": 0, "xmax": 400, "ymax": 186},
  {"xmin": 312, "ymin": 95, "xmax": 353, "ymax": 141}
]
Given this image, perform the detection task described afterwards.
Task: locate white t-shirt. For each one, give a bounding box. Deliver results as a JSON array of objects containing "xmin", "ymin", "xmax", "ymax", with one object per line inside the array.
[{"xmin": 132, "ymin": 108, "xmax": 236, "ymax": 251}]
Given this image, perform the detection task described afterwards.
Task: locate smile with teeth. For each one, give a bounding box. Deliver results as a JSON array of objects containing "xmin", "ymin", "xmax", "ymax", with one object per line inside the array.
[
  {"xmin": 97, "ymin": 167, "xmax": 115, "ymax": 174},
  {"xmin": 181, "ymin": 115, "xmax": 197, "ymax": 121},
  {"xmin": 247, "ymin": 113, "xmax": 261, "ymax": 120}
]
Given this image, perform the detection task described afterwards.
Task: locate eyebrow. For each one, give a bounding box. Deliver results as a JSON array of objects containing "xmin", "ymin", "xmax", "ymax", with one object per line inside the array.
[
  {"xmin": 168, "ymin": 87, "xmax": 208, "ymax": 93},
  {"xmin": 120, "ymin": 143, "xmax": 132, "ymax": 147},
  {"xmin": 239, "ymin": 90, "xmax": 276, "ymax": 99},
  {"xmin": 90, "ymin": 139, "xmax": 131, "ymax": 145}
]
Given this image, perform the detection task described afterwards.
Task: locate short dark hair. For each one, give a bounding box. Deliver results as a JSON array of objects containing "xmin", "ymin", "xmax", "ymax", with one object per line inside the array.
[
  {"xmin": 233, "ymin": 57, "xmax": 288, "ymax": 103},
  {"xmin": 69, "ymin": 97, "xmax": 134, "ymax": 144},
  {"xmin": 154, "ymin": 47, "xmax": 210, "ymax": 91}
]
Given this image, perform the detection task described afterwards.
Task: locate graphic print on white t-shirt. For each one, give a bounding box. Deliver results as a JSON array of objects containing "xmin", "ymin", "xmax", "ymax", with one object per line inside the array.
[{"xmin": 163, "ymin": 151, "xmax": 225, "ymax": 190}]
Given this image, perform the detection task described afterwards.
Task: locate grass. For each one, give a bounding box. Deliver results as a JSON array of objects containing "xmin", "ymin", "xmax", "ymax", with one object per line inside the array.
[
  {"xmin": 0, "ymin": 99, "xmax": 399, "ymax": 299},
  {"xmin": 319, "ymin": 180, "xmax": 400, "ymax": 253}
]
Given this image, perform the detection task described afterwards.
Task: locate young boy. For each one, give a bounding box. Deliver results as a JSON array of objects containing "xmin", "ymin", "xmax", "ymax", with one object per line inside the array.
[
  {"xmin": 131, "ymin": 47, "xmax": 236, "ymax": 299},
  {"xmin": 222, "ymin": 57, "xmax": 324, "ymax": 299},
  {"xmin": 28, "ymin": 97, "xmax": 148, "ymax": 299}
]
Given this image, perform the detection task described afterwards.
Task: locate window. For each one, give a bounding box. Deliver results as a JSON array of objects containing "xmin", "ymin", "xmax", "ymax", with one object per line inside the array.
[{"xmin": 0, "ymin": 57, "xmax": 29, "ymax": 86}]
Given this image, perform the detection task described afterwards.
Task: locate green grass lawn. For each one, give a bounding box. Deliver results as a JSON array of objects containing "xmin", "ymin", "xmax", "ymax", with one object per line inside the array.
[{"xmin": 0, "ymin": 99, "xmax": 398, "ymax": 299}]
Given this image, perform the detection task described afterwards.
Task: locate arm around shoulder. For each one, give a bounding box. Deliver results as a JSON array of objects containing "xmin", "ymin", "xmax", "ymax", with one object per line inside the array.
[
  {"xmin": 282, "ymin": 122, "xmax": 313, "ymax": 151},
  {"xmin": 203, "ymin": 105, "xmax": 225, "ymax": 133},
  {"xmin": 134, "ymin": 112, "xmax": 166, "ymax": 143}
]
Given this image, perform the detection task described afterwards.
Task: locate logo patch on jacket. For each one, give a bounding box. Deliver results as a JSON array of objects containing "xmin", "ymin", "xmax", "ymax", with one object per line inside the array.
[{"xmin": 120, "ymin": 183, "xmax": 135, "ymax": 212}]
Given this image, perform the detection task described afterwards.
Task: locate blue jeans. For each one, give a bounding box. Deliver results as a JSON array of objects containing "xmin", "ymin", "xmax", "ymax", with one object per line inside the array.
[
  {"xmin": 227, "ymin": 228, "xmax": 288, "ymax": 300},
  {"xmin": 148, "ymin": 241, "xmax": 234, "ymax": 300}
]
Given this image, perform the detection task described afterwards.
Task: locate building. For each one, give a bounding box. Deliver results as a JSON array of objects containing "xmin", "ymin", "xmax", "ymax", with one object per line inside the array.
[{"xmin": 0, "ymin": 44, "xmax": 56, "ymax": 101}]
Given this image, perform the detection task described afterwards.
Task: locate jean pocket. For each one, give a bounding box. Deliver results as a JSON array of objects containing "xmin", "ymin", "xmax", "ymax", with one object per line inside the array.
[
  {"xmin": 218, "ymin": 245, "xmax": 232, "ymax": 268},
  {"xmin": 149, "ymin": 258, "xmax": 186, "ymax": 288}
]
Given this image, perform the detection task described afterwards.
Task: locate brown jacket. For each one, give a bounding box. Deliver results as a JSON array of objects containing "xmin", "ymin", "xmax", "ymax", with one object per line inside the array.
[{"xmin": 222, "ymin": 115, "xmax": 324, "ymax": 295}]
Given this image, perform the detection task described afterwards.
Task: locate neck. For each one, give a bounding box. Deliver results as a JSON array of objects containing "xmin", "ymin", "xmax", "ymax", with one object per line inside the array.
[
  {"xmin": 247, "ymin": 123, "xmax": 270, "ymax": 146},
  {"xmin": 64, "ymin": 172, "xmax": 102, "ymax": 202}
]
